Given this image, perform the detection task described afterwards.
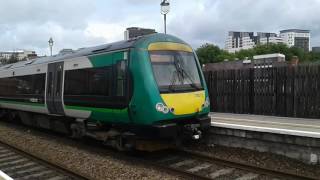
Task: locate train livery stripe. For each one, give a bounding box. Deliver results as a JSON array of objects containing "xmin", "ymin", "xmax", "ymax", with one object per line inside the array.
[
  {"xmin": 65, "ymin": 105, "xmax": 114, "ymax": 112},
  {"xmin": 0, "ymin": 100, "xmax": 45, "ymax": 107},
  {"xmin": 160, "ymin": 90, "xmax": 205, "ymax": 115},
  {"xmin": 89, "ymin": 51, "xmax": 126, "ymax": 68},
  {"xmin": 148, "ymin": 42, "xmax": 193, "ymax": 52},
  {"xmin": 65, "ymin": 105, "xmax": 128, "ymax": 122},
  {"xmin": 0, "ymin": 101, "xmax": 47, "ymax": 114},
  {"xmin": 65, "ymin": 105, "xmax": 128, "ymax": 115}
]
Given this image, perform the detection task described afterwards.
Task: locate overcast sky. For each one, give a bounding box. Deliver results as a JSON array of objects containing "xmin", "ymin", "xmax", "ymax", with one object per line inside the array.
[{"xmin": 0, "ymin": 0, "xmax": 320, "ymax": 55}]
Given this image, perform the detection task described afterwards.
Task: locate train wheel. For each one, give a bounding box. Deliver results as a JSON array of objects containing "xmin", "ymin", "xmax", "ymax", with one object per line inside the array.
[
  {"xmin": 115, "ymin": 136, "xmax": 126, "ymax": 151},
  {"xmin": 0, "ymin": 109, "xmax": 7, "ymax": 119},
  {"xmin": 7, "ymin": 111, "xmax": 20, "ymax": 123},
  {"xmin": 70, "ymin": 119, "xmax": 86, "ymax": 139}
]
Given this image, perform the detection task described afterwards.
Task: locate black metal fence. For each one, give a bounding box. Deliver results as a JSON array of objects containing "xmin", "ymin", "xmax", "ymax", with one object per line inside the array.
[{"xmin": 204, "ymin": 65, "xmax": 320, "ymax": 118}]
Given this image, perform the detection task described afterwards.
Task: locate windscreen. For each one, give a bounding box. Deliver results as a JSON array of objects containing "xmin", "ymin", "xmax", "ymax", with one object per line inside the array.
[{"xmin": 150, "ymin": 51, "xmax": 203, "ymax": 93}]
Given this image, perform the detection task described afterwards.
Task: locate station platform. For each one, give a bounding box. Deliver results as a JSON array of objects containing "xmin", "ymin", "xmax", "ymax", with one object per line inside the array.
[
  {"xmin": 208, "ymin": 113, "xmax": 320, "ymax": 164},
  {"xmin": 0, "ymin": 171, "xmax": 13, "ymax": 180},
  {"xmin": 210, "ymin": 112, "xmax": 320, "ymax": 138}
]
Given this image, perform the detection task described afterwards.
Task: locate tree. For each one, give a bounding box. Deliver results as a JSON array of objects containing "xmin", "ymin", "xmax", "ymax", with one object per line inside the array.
[
  {"xmin": 217, "ymin": 50, "xmax": 236, "ymax": 62},
  {"xmin": 196, "ymin": 42, "xmax": 320, "ymax": 64},
  {"xmin": 196, "ymin": 43, "xmax": 224, "ymax": 64},
  {"xmin": 310, "ymin": 52, "xmax": 320, "ymax": 62},
  {"xmin": 235, "ymin": 48, "xmax": 256, "ymax": 60},
  {"xmin": 4, "ymin": 53, "xmax": 19, "ymax": 65},
  {"xmin": 0, "ymin": 58, "xmax": 6, "ymax": 65}
]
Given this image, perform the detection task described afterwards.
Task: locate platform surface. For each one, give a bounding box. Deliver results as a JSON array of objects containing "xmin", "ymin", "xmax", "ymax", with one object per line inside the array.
[
  {"xmin": 0, "ymin": 171, "xmax": 13, "ymax": 180},
  {"xmin": 210, "ymin": 112, "xmax": 320, "ymax": 138}
]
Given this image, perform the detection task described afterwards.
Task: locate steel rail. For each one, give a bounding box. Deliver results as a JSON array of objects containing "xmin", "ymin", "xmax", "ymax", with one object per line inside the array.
[
  {"xmin": 0, "ymin": 140, "xmax": 90, "ymax": 180},
  {"xmin": 0, "ymin": 121, "xmax": 317, "ymax": 180},
  {"xmin": 181, "ymin": 148, "xmax": 317, "ymax": 180}
]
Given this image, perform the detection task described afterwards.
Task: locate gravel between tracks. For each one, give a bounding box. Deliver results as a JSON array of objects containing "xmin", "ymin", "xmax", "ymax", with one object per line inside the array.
[
  {"xmin": 0, "ymin": 122, "xmax": 180, "ymax": 180},
  {"xmin": 185, "ymin": 143, "xmax": 320, "ymax": 179},
  {"xmin": 1, "ymin": 120, "xmax": 319, "ymax": 180}
]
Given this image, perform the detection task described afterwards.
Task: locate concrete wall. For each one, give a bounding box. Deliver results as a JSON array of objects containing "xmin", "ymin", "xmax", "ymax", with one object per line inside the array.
[{"xmin": 207, "ymin": 127, "xmax": 320, "ymax": 165}]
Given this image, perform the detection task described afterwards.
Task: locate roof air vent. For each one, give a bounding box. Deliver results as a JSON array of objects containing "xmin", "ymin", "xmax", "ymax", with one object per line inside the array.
[
  {"xmin": 92, "ymin": 45, "xmax": 112, "ymax": 53},
  {"xmin": 25, "ymin": 60, "xmax": 35, "ymax": 65}
]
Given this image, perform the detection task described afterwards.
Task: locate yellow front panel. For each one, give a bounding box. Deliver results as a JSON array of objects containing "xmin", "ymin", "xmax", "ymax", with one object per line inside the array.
[
  {"xmin": 148, "ymin": 42, "xmax": 193, "ymax": 52},
  {"xmin": 161, "ymin": 90, "xmax": 205, "ymax": 115}
]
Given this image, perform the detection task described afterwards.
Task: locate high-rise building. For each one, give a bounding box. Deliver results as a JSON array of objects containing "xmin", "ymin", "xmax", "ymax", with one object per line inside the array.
[
  {"xmin": 257, "ymin": 32, "xmax": 284, "ymax": 45},
  {"xmin": 312, "ymin": 47, "xmax": 320, "ymax": 53},
  {"xmin": 225, "ymin": 31, "xmax": 283, "ymax": 53},
  {"xmin": 124, "ymin": 27, "xmax": 157, "ymax": 40},
  {"xmin": 225, "ymin": 31, "xmax": 257, "ymax": 53},
  {"xmin": 280, "ymin": 29, "xmax": 310, "ymax": 52}
]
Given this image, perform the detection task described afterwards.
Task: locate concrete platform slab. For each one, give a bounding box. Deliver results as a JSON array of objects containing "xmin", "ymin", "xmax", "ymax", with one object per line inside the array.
[
  {"xmin": 0, "ymin": 170, "xmax": 13, "ymax": 180},
  {"xmin": 210, "ymin": 113, "xmax": 320, "ymax": 138},
  {"xmin": 208, "ymin": 113, "xmax": 320, "ymax": 164}
]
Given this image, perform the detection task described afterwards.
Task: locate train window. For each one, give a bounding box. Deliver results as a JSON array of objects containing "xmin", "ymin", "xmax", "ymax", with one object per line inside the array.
[
  {"xmin": 0, "ymin": 74, "xmax": 45, "ymax": 97},
  {"xmin": 16, "ymin": 75, "xmax": 34, "ymax": 94},
  {"xmin": 48, "ymin": 72, "xmax": 53, "ymax": 96},
  {"xmin": 33, "ymin": 74, "xmax": 45, "ymax": 95},
  {"xmin": 56, "ymin": 69, "xmax": 62, "ymax": 95},
  {"xmin": 0, "ymin": 78, "xmax": 16, "ymax": 96},
  {"xmin": 16, "ymin": 74, "xmax": 45, "ymax": 95},
  {"xmin": 64, "ymin": 66, "xmax": 111, "ymax": 96},
  {"xmin": 116, "ymin": 60, "xmax": 127, "ymax": 96}
]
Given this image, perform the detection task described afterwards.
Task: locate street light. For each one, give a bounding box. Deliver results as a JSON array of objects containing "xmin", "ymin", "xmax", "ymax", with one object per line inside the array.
[
  {"xmin": 160, "ymin": 0, "xmax": 170, "ymax": 34},
  {"xmin": 48, "ymin": 37, "xmax": 54, "ymax": 56}
]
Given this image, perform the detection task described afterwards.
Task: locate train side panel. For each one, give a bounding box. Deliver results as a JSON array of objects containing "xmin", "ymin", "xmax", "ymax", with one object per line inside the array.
[
  {"xmin": 61, "ymin": 51, "xmax": 131, "ymax": 124},
  {"xmin": 0, "ymin": 63, "xmax": 49, "ymax": 114}
]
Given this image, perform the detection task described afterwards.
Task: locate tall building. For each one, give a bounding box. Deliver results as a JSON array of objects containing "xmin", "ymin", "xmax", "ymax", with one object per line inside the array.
[
  {"xmin": 225, "ymin": 31, "xmax": 257, "ymax": 53},
  {"xmin": 225, "ymin": 31, "xmax": 283, "ymax": 53},
  {"xmin": 312, "ymin": 47, "xmax": 320, "ymax": 53},
  {"xmin": 124, "ymin": 27, "xmax": 157, "ymax": 40},
  {"xmin": 0, "ymin": 50, "xmax": 37, "ymax": 61},
  {"xmin": 280, "ymin": 29, "xmax": 310, "ymax": 52},
  {"xmin": 257, "ymin": 32, "xmax": 284, "ymax": 45}
]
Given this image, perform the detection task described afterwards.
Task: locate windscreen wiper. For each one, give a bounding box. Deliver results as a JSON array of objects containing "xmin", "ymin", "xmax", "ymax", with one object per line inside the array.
[
  {"xmin": 174, "ymin": 56, "xmax": 201, "ymax": 90},
  {"xmin": 181, "ymin": 69, "xmax": 201, "ymax": 90},
  {"xmin": 168, "ymin": 70, "xmax": 178, "ymax": 92}
]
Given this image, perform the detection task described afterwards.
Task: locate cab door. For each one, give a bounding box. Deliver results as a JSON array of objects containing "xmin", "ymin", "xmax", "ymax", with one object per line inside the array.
[{"xmin": 46, "ymin": 62, "xmax": 65, "ymax": 115}]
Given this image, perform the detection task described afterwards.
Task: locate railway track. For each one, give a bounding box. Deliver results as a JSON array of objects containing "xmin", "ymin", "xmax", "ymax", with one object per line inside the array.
[
  {"xmin": 0, "ymin": 121, "xmax": 318, "ymax": 180},
  {"xmin": 142, "ymin": 147, "xmax": 320, "ymax": 180},
  {"xmin": 0, "ymin": 141, "xmax": 88, "ymax": 180},
  {"xmin": 144, "ymin": 150, "xmax": 270, "ymax": 180},
  {"xmin": 168, "ymin": 149, "xmax": 317, "ymax": 180}
]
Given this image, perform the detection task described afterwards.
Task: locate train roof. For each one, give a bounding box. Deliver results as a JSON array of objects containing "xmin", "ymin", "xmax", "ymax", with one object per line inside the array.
[
  {"xmin": 0, "ymin": 38, "xmax": 137, "ymax": 71},
  {"xmin": 0, "ymin": 33, "xmax": 187, "ymax": 71}
]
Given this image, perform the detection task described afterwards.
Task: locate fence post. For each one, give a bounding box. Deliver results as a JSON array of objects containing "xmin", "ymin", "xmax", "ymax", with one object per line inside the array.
[
  {"xmin": 292, "ymin": 66, "xmax": 297, "ymax": 117},
  {"xmin": 249, "ymin": 68, "xmax": 254, "ymax": 114}
]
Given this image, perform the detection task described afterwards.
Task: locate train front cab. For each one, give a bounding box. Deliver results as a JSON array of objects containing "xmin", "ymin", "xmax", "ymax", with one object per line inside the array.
[{"xmin": 130, "ymin": 34, "xmax": 211, "ymax": 141}]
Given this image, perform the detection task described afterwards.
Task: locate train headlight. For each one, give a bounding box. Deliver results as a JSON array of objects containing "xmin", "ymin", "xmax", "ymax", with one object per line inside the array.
[
  {"xmin": 204, "ymin": 97, "xmax": 210, "ymax": 108},
  {"xmin": 156, "ymin": 103, "xmax": 164, "ymax": 112},
  {"xmin": 155, "ymin": 103, "xmax": 170, "ymax": 114},
  {"xmin": 162, "ymin": 106, "xmax": 169, "ymax": 114}
]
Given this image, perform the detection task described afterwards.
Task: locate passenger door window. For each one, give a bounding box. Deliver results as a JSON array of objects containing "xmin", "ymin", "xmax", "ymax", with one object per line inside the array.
[{"xmin": 116, "ymin": 60, "xmax": 127, "ymax": 97}]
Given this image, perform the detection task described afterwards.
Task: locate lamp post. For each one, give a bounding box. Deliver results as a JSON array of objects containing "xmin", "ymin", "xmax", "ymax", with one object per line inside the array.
[
  {"xmin": 48, "ymin": 37, "xmax": 54, "ymax": 56},
  {"xmin": 160, "ymin": 0, "xmax": 170, "ymax": 34}
]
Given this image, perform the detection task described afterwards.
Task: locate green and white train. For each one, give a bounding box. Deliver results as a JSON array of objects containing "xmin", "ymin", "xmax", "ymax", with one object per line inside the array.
[{"xmin": 0, "ymin": 33, "xmax": 210, "ymax": 150}]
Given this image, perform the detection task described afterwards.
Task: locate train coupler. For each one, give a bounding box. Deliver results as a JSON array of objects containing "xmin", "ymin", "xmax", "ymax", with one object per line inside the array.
[{"xmin": 182, "ymin": 124, "xmax": 202, "ymax": 140}]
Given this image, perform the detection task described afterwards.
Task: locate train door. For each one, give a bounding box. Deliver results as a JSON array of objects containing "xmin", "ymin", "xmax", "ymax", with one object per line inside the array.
[{"xmin": 46, "ymin": 62, "xmax": 65, "ymax": 115}]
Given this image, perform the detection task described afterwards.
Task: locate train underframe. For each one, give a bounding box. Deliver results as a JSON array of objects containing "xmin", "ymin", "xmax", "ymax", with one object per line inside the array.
[{"xmin": 0, "ymin": 109, "xmax": 210, "ymax": 151}]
